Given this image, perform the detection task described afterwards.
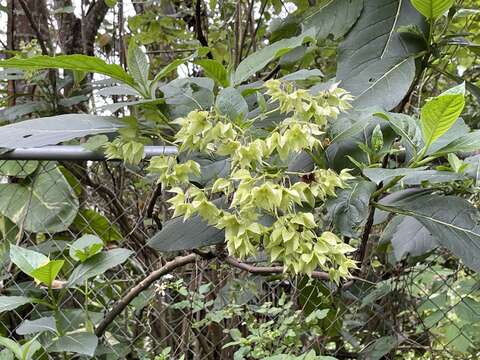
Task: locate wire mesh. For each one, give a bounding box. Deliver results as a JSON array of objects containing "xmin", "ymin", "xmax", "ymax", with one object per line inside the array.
[{"xmin": 0, "ymin": 158, "xmax": 479, "ymax": 359}]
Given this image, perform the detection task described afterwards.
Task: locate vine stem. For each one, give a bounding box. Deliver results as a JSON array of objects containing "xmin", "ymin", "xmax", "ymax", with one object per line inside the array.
[{"xmin": 95, "ymin": 253, "xmax": 197, "ymax": 337}]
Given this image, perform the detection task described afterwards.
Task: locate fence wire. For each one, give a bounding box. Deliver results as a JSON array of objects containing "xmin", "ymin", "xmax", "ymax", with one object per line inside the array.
[{"xmin": 0, "ymin": 159, "xmax": 479, "ymax": 359}]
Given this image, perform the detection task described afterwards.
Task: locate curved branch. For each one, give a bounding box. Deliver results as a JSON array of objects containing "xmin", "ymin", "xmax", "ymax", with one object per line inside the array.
[
  {"xmin": 224, "ymin": 255, "xmax": 331, "ymax": 280},
  {"xmin": 95, "ymin": 253, "xmax": 198, "ymax": 337}
]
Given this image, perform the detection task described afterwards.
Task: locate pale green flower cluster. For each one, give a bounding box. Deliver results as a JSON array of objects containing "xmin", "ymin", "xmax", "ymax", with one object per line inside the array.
[{"xmin": 148, "ymin": 79, "xmax": 356, "ymax": 281}]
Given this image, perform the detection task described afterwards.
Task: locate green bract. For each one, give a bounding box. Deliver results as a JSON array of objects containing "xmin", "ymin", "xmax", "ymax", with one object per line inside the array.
[{"xmin": 148, "ymin": 80, "xmax": 356, "ymax": 282}]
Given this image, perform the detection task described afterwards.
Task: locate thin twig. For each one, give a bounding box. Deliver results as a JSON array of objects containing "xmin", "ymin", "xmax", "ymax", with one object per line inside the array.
[
  {"xmin": 95, "ymin": 253, "xmax": 198, "ymax": 336},
  {"xmin": 224, "ymin": 255, "xmax": 330, "ymax": 280}
]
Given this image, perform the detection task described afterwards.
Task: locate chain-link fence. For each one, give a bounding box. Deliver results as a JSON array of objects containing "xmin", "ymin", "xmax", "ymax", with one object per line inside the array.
[{"xmin": 0, "ymin": 156, "xmax": 479, "ymax": 359}]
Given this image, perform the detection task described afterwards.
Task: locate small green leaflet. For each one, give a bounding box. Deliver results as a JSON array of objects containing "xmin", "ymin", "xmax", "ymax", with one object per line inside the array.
[{"xmin": 420, "ymin": 83, "xmax": 465, "ymax": 150}]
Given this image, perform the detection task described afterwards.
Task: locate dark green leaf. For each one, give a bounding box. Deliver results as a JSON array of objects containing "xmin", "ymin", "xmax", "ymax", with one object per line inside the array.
[
  {"xmin": 215, "ymin": 87, "xmax": 249, "ymax": 120},
  {"xmin": 0, "ymin": 114, "xmax": 121, "ymax": 149},
  {"xmin": 0, "ymin": 161, "xmax": 38, "ymax": 178},
  {"xmin": 375, "ymin": 189, "xmax": 480, "ymax": 272},
  {"xmin": 16, "ymin": 316, "xmax": 57, "ymax": 335},
  {"xmin": 326, "ymin": 180, "xmax": 376, "ymax": 237},
  {"xmin": 363, "ymin": 167, "xmax": 464, "ymax": 184},
  {"xmin": 71, "ymin": 209, "xmax": 123, "ymax": 242},
  {"xmin": 432, "ymin": 130, "xmax": 480, "ymax": 155},
  {"xmin": 0, "ymin": 163, "xmax": 79, "ymax": 233},
  {"xmin": 302, "ymin": 0, "xmax": 363, "ymax": 40},
  {"xmin": 360, "ymin": 336, "xmax": 399, "ymax": 360},
  {"xmin": 233, "ymin": 29, "xmax": 315, "ymax": 85},
  {"xmin": 337, "ymin": 0, "xmax": 426, "ymax": 110},
  {"xmin": 0, "ymin": 296, "xmax": 35, "ymax": 313},
  {"xmin": 48, "ymin": 332, "xmax": 98, "ymax": 357},
  {"xmin": 381, "ymin": 215, "xmax": 437, "ymax": 260},
  {"xmin": 67, "ymin": 248, "xmax": 133, "ymax": 287}
]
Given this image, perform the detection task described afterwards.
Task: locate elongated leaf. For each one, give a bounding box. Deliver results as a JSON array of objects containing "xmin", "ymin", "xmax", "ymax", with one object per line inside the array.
[
  {"xmin": 0, "ymin": 114, "xmax": 120, "ymax": 149},
  {"xmin": 153, "ymin": 56, "xmax": 192, "ymax": 83},
  {"xmin": 215, "ymin": 87, "xmax": 248, "ymax": 120},
  {"xmin": 195, "ymin": 59, "xmax": 229, "ymax": 87},
  {"xmin": 301, "ymin": 0, "xmax": 363, "ymax": 40},
  {"xmin": 127, "ymin": 40, "xmax": 149, "ymax": 88},
  {"xmin": 432, "ymin": 130, "xmax": 480, "ymax": 155},
  {"xmin": 421, "ymin": 84, "xmax": 465, "ymax": 148},
  {"xmin": 363, "ymin": 167, "xmax": 464, "ymax": 184},
  {"xmin": 0, "ymin": 55, "xmax": 135, "ymax": 88},
  {"xmin": 0, "ymin": 163, "xmax": 79, "ymax": 233},
  {"xmin": 10, "ymin": 245, "xmax": 48, "ymax": 276},
  {"xmin": 375, "ymin": 189, "xmax": 480, "ymax": 271},
  {"xmin": 30, "ymin": 260, "xmax": 64, "ymax": 286},
  {"xmin": 425, "ymin": 117, "xmax": 470, "ymax": 155},
  {"xmin": 148, "ymin": 198, "xmax": 227, "ymax": 251},
  {"xmin": 0, "ymin": 296, "xmax": 35, "ymax": 313},
  {"xmin": 67, "ymin": 248, "xmax": 133, "ymax": 287},
  {"xmin": 48, "ymin": 332, "xmax": 98, "ymax": 357},
  {"xmin": 381, "ymin": 215, "xmax": 437, "ymax": 260},
  {"xmin": 411, "ymin": 0, "xmax": 455, "ymax": 19},
  {"xmin": 0, "ymin": 337, "xmax": 22, "ymax": 360},
  {"xmin": 148, "ymin": 216, "xmax": 224, "ymax": 252},
  {"xmin": 326, "ymin": 180, "xmax": 376, "ymax": 237},
  {"xmin": 16, "ymin": 316, "xmax": 57, "ymax": 335},
  {"xmin": 281, "ymin": 69, "xmax": 323, "ymax": 81},
  {"xmin": 337, "ymin": 0, "xmax": 426, "ymax": 110},
  {"xmin": 233, "ymin": 29, "xmax": 315, "ymax": 85}
]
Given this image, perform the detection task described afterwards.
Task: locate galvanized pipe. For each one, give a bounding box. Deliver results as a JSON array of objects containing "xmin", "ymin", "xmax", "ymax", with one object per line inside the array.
[{"xmin": 0, "ymin": 145, "xmax": 178, "ymax": 161}]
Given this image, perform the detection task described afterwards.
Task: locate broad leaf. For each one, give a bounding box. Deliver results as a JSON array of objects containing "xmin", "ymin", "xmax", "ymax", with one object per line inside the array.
[
  {"xmin": 0, "ymin": 163, "xmax": 79, "ymax": 233},
  {"xmin": 375, "ymin": 189, "xmax": 480, "ymax": 272},
  {"xmin": 337, "ymin": 0, "xmax": 426, "ymax": 110},
  {"xmin": 411, "ymin": 0, "xmax": 455, "ymax": 19},
  {"xmin": 431, "ymin": 130, "xmax": 480, "ymax": 155},
  {"xmin": 16, "ymin": 316, "xmax": 57, "ymax": 335},
  {"xmin": 420, "ymin": 84, "xmax": 466, "ymax": 149},
  {"xmin": 71, "ymin": 209, "xmax": 122, "ymax": 242},
  {"xmin": 10, "ymin": 245, "xmax": 48, "ymax": 276},
  {"xmin": 195, "ymin": 59, "xmax": 229, "ymax": 87},
  {"xmin": 48, "ymin": 332, "xmax": 98, "ymax": 357},
  {"xmin": 215, "ymin": 87, "xmax": 248, "ymax": 120},
  {"xmin": 30, "ymin": 260, "xmax": 64, "ymax": 286},
  {"xmin": 363, "ymin": 167, "xmax": 464, "ymax": 185},
  {"xmin": 0, "ymin": 296, "xmax": 35, "ymax": 313},
  {"xmin": 326, "ymin": 180, "xmax": 376, "ymax": 237},
  {"xmin": 69, "ymin": 235, "xmax": 104, "ymax": 262},
  {"xmin": 160, "ymin": 78, "xmax": 214, "ymax": 118},
  {"xmin": 67, "ymin": 248, "xmax": 133, "ymax": 287},
  {"xmin": 381, "ymin": 215, "xmax": 437, "ymax": 260},
  {"xmin": 0, "ymin": 114, "xmax": 121, "ymax": 149},
  {"xmin": 301, "ymin": 0, "xmax": 363, "ymax": 40},
  {"xmin": 233, "ymin": 29, "xmax": 315, "ymax": 85},
  {"xmin": 0, "ymin": 161, "xmax": 38, "ymax": 178},
  {"xmin": 0, "ymin": 55, "xmax": 135, "ymax": 88}
]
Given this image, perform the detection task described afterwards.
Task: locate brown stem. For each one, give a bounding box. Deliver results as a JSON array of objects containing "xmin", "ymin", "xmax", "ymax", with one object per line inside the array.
[
  {"xmin": 224, "ymin": 255, "xmax": 330, "ymax": 280},
  {"xmin": 17, "ymin": 0, "xmax": 50, "ymax": 55},
  {"xmin": 95, "ymin": 253, "xmax": 198, "ymax": 337},
  {"xmin": 195, "ymin": 0, "xmax": 212, "ymax": 59}
]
